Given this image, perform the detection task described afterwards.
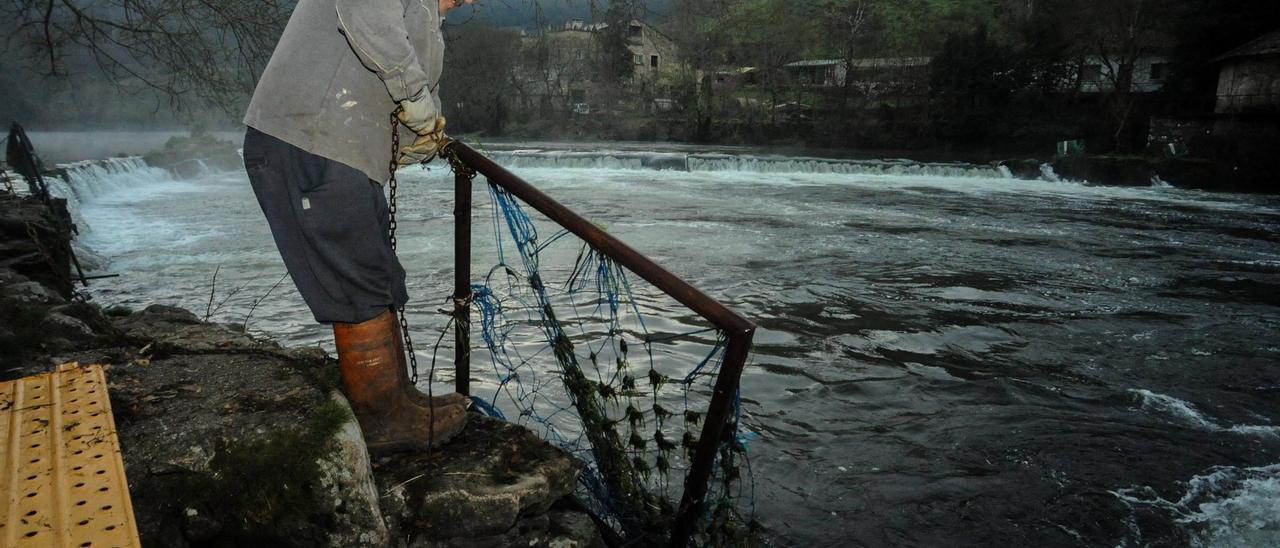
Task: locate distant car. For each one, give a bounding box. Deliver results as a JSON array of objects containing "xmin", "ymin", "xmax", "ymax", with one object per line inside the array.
[{"xmin": 572, "ymin": 103, "xmax": 591, "ymax": 115}]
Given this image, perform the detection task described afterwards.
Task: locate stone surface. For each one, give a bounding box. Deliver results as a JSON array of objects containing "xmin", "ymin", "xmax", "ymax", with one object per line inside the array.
[
  {"xmin": 376, "ymin": 416, "xmax": 586, "ymax": 544},
  {"xmin": 143, "ymin": 132, "xmax": 244, "ymax": 178},
  {"xmin": 0, "ymin": 192, "xmax": 75, "ymax": 298},
  {"xmin": 73, "ymin": 308, "xmax": 389, "ymax": 547},
  {"xmin": 1, "ymin": 199, "xmax": 610, "ymax": 547},
  {"xmin": 2, "ymin": 280, "xmax": 64, "ymax": 304},
  {"xmin": 38, "ymin": 311, "xmax": 96, "ymax": 342},
  {"xmin": 411, "ymin": 508, "xmax": 607, "ymax": 548}
]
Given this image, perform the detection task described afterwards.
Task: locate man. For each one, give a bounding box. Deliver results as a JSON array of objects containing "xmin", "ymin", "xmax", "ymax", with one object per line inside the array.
[{"xmin": 243, "ymin": 0, "xmax": 475, "ymax": 454}]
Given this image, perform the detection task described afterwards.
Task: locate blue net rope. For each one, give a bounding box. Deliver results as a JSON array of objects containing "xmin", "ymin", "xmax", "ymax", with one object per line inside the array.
[{"xmin": 458, "ymin": 179, "xmax": 757, "ymax": 542}]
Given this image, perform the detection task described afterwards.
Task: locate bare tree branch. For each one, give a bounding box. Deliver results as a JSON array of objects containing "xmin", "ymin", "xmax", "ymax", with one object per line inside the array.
[{"xmin": 1, "ymin": 0, "xmax": 292, "ymax": 113}]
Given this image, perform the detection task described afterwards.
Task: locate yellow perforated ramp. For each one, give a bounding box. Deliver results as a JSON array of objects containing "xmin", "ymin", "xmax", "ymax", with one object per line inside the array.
[{"xmin": 0, "ymin": 363, "xmax": 140, "ymax": 547}]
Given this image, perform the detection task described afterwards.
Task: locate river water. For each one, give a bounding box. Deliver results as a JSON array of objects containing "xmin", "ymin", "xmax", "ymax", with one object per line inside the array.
[{"xmin": 37, "ymin": 136, "xmax": 1280, "ymax": 546}]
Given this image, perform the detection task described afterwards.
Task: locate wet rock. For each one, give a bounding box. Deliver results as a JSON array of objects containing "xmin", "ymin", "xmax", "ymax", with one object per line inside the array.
[
  {"xmin": 546, "ymin": 509, "xmax": 608, "ymax": 548},
  {"xmin": 39, "ymin": 311, "xmax": 95, "ymax": 341},
  {"xmin": 314, "ymin": 400, "xmax": 391, "ymax": 547},
  {"xmin": 376, "ymin": 416, "xmax": 583, "ymax": 543},
  {"xmin": 0, "ymin": 192, "xmax": 75, "ymax": 298},
  {"xmin": 2, "ymin": 280, "xmax": 64, "ymax": 305},
  {"xmin": 97, "ymin": 314, "xmax": 387, "ymax": 547},
  {"xmin": 143, "ymin": 132, "xmax": 243, "ymax": 178},
  {"xmin": 115, "ymin": 304, "xmax": 266, "ymax": 353}
]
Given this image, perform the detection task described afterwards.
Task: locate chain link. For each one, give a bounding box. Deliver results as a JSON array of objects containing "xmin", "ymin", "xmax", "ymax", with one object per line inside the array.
[{"xmin": 387, "ymin": 109, "xmax": 420, "ymax": 383}]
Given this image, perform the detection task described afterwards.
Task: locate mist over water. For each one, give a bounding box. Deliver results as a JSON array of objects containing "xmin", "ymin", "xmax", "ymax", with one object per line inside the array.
[{"xmin": 59, "ymin": 144, "xmax": 1280, "ymax": 546}]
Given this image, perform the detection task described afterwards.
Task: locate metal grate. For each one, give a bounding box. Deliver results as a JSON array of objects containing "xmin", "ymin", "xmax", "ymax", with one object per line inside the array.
[{"xmin": 0, "ymin": 363, "xmax": 141, "ymax": 547}]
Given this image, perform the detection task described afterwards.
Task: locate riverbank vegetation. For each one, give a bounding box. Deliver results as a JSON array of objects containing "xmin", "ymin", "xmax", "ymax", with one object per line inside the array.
[{"xmin": 2, "ymin": 1, "xmax": 1277, "ymax": 174}]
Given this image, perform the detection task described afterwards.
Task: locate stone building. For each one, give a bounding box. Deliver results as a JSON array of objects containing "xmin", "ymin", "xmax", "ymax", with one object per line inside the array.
[
  {"xmin": 622, "ymin": 20, "xmax": 678, "ymax": 83},
  {"xmin": 515, "ymin": 19, "xmax": 679, "ymax": 114},
  {"xmin": 1213, "ymin": 29, "xmax": 1280, "ymax": 114}
]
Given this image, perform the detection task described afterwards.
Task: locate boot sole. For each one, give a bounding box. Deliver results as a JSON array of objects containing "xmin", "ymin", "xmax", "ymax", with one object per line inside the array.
[{"xmin": 365, "ymin": 411, "xmax": 469, "ymax": 456}]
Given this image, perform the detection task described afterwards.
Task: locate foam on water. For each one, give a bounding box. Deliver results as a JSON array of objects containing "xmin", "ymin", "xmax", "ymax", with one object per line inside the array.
[
  {"xmin": 57, "ymin": 143, "xmax": 1280, "ymax": 546},
  {"xmin": 486, "ymin": 149, "xmax": 1015, "ymax": 178},
  {"xmin": 1113, "ymin": 464, "xmax": 1280, "ymax": 547},
  {"xmin": 1130, "ymin": 389, "xmax": 1280, "ymax": 438},
  {"xmin": 47, "ymin": 157, "xmax": 177, "ymax": 233}
]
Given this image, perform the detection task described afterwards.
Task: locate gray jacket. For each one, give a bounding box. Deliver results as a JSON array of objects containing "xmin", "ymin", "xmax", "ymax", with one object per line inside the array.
[{"xmin": 243, "ymin": 0, "xmax": 443, "ymax": 184}]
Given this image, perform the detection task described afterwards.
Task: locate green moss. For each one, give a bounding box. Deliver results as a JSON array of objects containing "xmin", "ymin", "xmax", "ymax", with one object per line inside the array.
[
  {"xmin": 169, "ymin": 399, "xmax": 351, "ymax": 531},
  {"xmin": 309, "ymin": 360, "xmax": 341, "ymax": 394}
]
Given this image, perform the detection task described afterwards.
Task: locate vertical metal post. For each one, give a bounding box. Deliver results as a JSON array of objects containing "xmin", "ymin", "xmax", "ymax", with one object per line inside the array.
[
  {"xmin": 668, "ymin": 328, "xmax": 755, "ymax": 548},
  {"xmin": 453, "ymin": 169, "xmax": 472, "ymax": 396}
]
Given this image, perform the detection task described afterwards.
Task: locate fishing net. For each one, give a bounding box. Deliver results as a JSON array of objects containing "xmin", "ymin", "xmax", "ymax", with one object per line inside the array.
[{"xmin": 435, "ymin": 160, "xmax": 759, "ymax": 544}]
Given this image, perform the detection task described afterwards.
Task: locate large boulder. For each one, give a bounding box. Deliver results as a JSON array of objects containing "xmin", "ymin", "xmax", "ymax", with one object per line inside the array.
[
  {"xmin": 143, "ymin": 132, "xmax": 243, "ymax": 178},
  {"xmin": 96, "ymin": 307, "xmax": 388, "ymax": 547},
  {"xmin": 376, "ymin": 416, "xmax": 603, "ymax": 547},
  {"xmin": 0, "ymin": 193, "xmax": 75, "ymax": 298}
]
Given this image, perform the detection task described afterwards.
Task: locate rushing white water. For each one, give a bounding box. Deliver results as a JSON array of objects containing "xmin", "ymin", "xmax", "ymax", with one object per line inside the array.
[
  {"xmin": 486, "ymin": 149, "xmax": 1015, "ymax": 178},
  {"xmin": 1130, "ymin": 389, "xmax": 1280, "ymax": 438},
  {"xmin": 54, "ymin": 145, "xmax": 1280, "ymax": 546},
  {"xmin": 1113, "ymin": 464, "xmax": 1280, "ymax": 547},
  {"xmin": 47, "ymin": 157, "xmax": 174, "ymax": 234}
]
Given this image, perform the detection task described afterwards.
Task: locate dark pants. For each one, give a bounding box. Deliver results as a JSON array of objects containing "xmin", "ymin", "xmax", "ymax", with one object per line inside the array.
[{"xmin": 243, "ymin": 127, "xmax": 408, "ymax": 324}]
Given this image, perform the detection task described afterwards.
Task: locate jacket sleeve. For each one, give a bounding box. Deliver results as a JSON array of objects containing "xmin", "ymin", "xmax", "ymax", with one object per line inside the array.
[{"xmin": 335, "ymin": 0, "xmax": 430, "ymax": 103}]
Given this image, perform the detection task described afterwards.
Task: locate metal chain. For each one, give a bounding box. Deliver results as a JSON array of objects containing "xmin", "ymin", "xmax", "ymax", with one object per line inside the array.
[{"xmin": 387, "ymin": 109, "xmax": 421, "ymax": 383}]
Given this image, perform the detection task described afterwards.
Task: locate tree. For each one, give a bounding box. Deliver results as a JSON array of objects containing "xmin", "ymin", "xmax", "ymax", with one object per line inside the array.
[
  {"xmin": 1068, "ymin": 0, "xmax": 1179, "ymax": 151},
  {"xmin": 820, "ymin": 0, "xmax": 876, "ymax": 136},
  {"xmin": 662, "ymin": 0, "xmax": 733, "ymax": 141},
  {"xmin": 598, "ymin": 0, "xmax": 642, "ymax": 83},
  {"xmin": 929, "ymin": 26, "xmax": 1016, "ymax": 143},
  {"xmin": 441, "ymin": 23, "xmax": 522, "ymax": 134},
  {"xmin": 1, "ymin": 0, "xmax": 292, "ymax": 112},
  {"xmin": 717, "ymin": 0, "xmax": 815, "ymax": 124}
]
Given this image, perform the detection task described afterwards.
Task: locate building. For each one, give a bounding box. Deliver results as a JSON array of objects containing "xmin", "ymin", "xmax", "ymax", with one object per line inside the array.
[
  {"xmin": 1213, "ymin": 29, "xmax": 1280, "ymax": 114},
  {"xmin": 622, "ymin": 20, "xmax": 678, "ymax": 82},
  {"xmin": 1075, "ymin": 55, "xmax": 1171, "ymax": 94},
  {"xmin": 514, "ymin": 19, "xmax": 679, "ymax": 114},
  {"xmin": 783, "ymin": 57, "xmax": 931, "ymax": 98},
  {"xmin": 784, "ymin": 59, "xmax": 846, "ymax": 87}
]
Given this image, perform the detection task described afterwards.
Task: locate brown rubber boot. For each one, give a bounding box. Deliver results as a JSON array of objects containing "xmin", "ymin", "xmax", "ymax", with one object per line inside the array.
[
  {"xmin": 387, "ymin": 310, "xmax": 470, "ymax": 409},
  {"xmin": 334, "ymin": 309, "xmax": 468, "ymax": 455}
]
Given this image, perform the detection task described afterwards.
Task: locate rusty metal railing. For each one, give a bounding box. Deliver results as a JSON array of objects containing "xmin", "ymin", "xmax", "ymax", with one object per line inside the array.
[{"xmin": 442, "ymin": 141, "xmax": 756, "ymax": 547}]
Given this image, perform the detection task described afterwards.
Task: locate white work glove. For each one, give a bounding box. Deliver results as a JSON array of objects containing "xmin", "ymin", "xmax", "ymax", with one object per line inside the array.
[
  {"xmin": 396, "ymin": 116, "xmax": 448, "ymax": 166},
  {"xmin": 398, "ymin": 90, "xmax": 440, "ymax": 134},
  {"xmin": 397, "ymin": 92, "xmax": 448, "ymax": 166}
]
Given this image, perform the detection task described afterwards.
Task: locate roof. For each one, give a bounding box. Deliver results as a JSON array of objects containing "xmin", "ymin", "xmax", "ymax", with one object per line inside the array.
[
  {"xmin": 851, "ymin": 57, "xmax": 932, "ymax": 68},
  {"xmin": 785, "ymin": 59, "xmax": 842, "ymax": 68},
  {"xmin": 785, "ymin": 57, "xmax": 932, "ymax": 69},
  {"xmin": 1214, "ymin": 29, "xmax": 1280, "ymax": 62}
]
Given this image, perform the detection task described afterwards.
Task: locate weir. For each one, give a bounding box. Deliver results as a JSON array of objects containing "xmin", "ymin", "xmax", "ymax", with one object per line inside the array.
[{"xmin": 485, "ymin": 148, "xmax": 1015, "ymax": 178}]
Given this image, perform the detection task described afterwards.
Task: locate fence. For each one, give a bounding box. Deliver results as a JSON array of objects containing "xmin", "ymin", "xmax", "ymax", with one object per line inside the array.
[{"xmin": 441, "ymin": 141, "xmax": 757, "ymax": 546}]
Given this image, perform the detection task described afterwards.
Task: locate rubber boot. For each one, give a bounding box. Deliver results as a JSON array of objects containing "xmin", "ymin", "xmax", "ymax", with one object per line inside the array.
[
  {"xmin": 388, "ymin": 310, "xmax": 470, "ymax": 409},
  {"xmin": 334, "ymin": 310, "xmax": 468, "ymax": 455}
]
